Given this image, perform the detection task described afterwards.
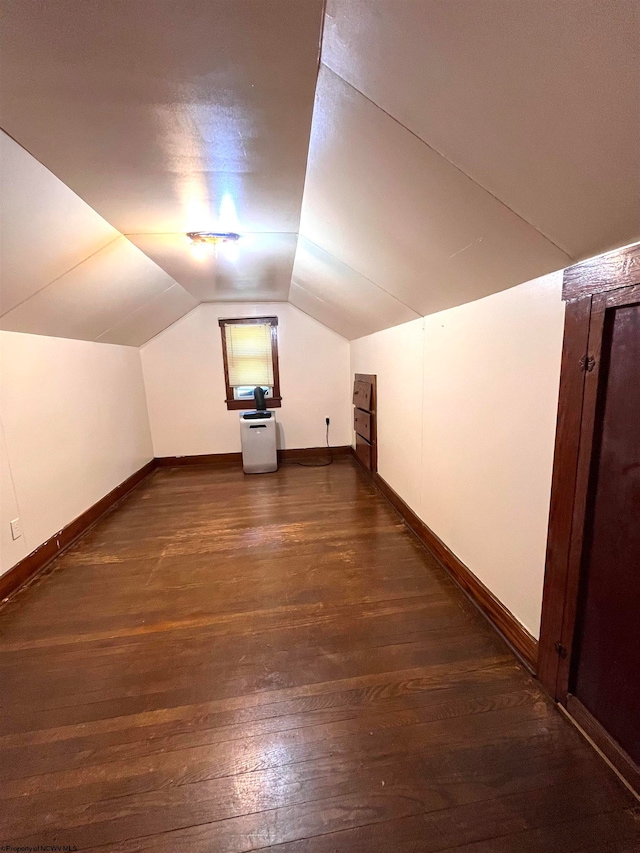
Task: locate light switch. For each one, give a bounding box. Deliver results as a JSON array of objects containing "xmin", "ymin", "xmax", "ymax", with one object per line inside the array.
[{"xmin": 10, "ymin": 518, "xmax": 22, "ymax": 540}]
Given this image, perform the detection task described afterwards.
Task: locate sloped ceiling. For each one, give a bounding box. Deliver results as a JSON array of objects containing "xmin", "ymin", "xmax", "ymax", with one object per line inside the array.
[
  {"xmin": 0, "ymin": 0, "xmax": 323, "ymax": 344},
  {"xmin": 292, "ymin": 0, "xmax": 639, "ymax": 335},
  {"xmin": 296, "ymin": 66, "xmax": 569, "ymax": 323},
  {"xmin": 0, "ymin": 131, "xmax": 199, "ymax": 345},
  {"xmin": 321, "ymin": 0, "xmax": 640, "ymax": 260},
  {"xmin": 1, "ymin": 0, "xmax": 638, "ymax": 344}
]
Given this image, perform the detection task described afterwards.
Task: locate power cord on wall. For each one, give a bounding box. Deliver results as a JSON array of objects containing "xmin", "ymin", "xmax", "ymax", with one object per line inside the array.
[{"xmin": 295, "ymin": 418, "xmax": 333, "ymax": 467}]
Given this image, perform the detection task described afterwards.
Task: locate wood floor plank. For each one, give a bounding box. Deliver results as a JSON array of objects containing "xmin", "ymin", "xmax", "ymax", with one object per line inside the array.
[
  {"xmin": 0, "ymin": 683, "xmax": 539, "ymax": 781},
  {"xmin": 0, "ymin": 627, "xmax": 504, "ymax": 705},
  {"xmin": 3, "ymin": 741, "xmax": 607, "ymax": 843},
  {"xmin": 0, "ymin": 460, "xmax": 636, "ymax": 851},
  {"xmin": 259, "ymin": 806, "xmax": 640, "ymax": 853},
  {"xmin": 0, "ymin": 658, "xmax": 520, "ymax": 748},
  {"xmin": 1, "ymin": 703, "xmax": 574, "ymax": 801},
  {"xmin": 57, "ymin": 777, "xmax": 631, "ymax": 853}
]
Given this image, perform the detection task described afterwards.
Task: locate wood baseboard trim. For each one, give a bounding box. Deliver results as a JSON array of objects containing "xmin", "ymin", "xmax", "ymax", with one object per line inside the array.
[
  {"xmin": 155, "ymin": 453, "xmax": 242, "ymax": 467},
  {"xmin": 0, "ymin": 460, "xmax": 157, "ymax": 604},
  {"xmin": 156, "ymin": 446, "xmax": 352, "ymax": 467},
  {"xmin": 350, "ymin": 448, "xmax": 538, "ymax": 672},
  {"xmin": 564, "ymin": 695, "xmax": 640, "ymax": 798},
  {"xmin": 280, "ymin": 445, "xmax": 351, "ymax": 463}
]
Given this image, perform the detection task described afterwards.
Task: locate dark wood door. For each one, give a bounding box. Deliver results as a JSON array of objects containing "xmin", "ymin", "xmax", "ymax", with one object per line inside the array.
[
  {"xmin": 569, "ymin": 299, "xmax": 640, "ymax": 765},
  {"xmin": 539, "ymin": 246, "xmax": 640, "ymax": 794}
]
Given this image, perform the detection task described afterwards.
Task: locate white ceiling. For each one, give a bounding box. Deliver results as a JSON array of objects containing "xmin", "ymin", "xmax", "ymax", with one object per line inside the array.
[
  {"xmin": 1, "ymin": 1, "xmax": 638, "ymax": 344},
  {"xmin": 290, "ymin": 236, "xmax": 420, "ymax": 341},
  {"xmin": 0, "ymin": 133, "xmax": 119, "ymax": 316},
  {"xmin": 321, "ymin": 0, "xmax": 640, "ymax": 260},
  {"xmin": 0, "ymin": 131, "xmax": 198, "ymax": 344},
  {"xmin": 128, "ymin": 232, "xmax": 298, "ymax": 303},
  {"xmin": 297, "ymin": 66, "xmax": 569, "ymax": 320},
  {"xmin": 0, "ymin": 0, "xmax": 323, "ymax": 234},
  {"xmin": 0, "ymin": 0, "xmax": 322, "ymax": 343}
]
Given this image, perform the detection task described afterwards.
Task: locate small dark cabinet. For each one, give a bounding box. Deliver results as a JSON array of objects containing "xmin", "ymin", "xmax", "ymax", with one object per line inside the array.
[{"xmin": 353, "ymin": 373, "xmax": 376, "ymax": 473}]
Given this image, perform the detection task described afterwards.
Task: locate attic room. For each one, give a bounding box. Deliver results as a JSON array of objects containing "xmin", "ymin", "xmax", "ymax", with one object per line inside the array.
[{"xmin": 0, "ymin": 1, "xmax": 639, "ymax": 849}]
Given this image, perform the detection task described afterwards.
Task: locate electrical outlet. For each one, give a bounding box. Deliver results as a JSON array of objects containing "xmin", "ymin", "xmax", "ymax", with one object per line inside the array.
[{"xmin": 10, "ymin": 518, "xmax": 22, "ymax": 540}]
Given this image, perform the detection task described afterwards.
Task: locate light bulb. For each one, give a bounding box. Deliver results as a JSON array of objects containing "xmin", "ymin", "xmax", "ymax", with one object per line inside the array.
[{"xmin": 190, "ymin": 240, "xmax": 212, "ymax": 261}]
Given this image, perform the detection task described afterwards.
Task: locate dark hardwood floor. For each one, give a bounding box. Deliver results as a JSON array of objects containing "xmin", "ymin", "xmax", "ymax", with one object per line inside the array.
[{"xmin": 0, "ymin": 459, "xmax": 637, "ymax": 852}]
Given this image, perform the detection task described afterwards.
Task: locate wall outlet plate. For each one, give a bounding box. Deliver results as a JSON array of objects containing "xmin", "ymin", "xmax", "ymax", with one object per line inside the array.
[{"xmin": 10, "ymin": 518, "xmax": 22, "ymax": 540}]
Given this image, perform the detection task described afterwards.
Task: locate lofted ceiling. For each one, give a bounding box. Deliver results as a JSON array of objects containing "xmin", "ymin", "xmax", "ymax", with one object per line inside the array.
[
  {"xmin": 0, "ymin": 131, "xmax": 199, "ymax": 346},
  {"xmin": 1, "ymin": 0, "xmax": 638, "ymax": 344}
]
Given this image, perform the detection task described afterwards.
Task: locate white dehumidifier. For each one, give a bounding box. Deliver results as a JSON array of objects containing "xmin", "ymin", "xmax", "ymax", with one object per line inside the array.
[{"xmin": 239, "ymin": 410, "xmax": 278, "ymax": 473}]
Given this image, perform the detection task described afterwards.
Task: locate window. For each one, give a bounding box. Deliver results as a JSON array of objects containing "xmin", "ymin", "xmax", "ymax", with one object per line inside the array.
[{"xmin": 218, "ymin": 317, "xmax": 281, "ymax": 410}]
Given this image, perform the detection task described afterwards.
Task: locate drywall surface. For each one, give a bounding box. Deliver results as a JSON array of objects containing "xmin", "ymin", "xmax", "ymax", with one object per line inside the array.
[
  {"xmin": 0, "ymin": 421, "xmax": 28, "ymax": 575},
  {"xmin": 140, "ymin": 303, "xmax": 351, "ymax": 456},
  {"xmin": 351, "ymin": 272, "xmax": 565, "ymax": 637},
  {"xmin": 0, "ymin": 330, "xmax": 153, "ymax": 576}
]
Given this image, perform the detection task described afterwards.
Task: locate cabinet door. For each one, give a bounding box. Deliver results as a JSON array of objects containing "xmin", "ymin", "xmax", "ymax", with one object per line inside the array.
[
  {"xmin": 355, "ymin": 433, "xmax": 372, "ymax": 472},
  {"xmin": 353, "ymin": 381, "xmax": 372, "ymax": 411},
  {"xmin": 354, "ymin": 409, "xmax": 371, "ymax": 442}
]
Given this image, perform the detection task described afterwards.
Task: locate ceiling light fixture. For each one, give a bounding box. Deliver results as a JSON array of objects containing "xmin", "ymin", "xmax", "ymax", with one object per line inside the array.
[
  {"xmin": 187, "ymin": 231, "xmax": 241, "ymax": 261},
  {"xmin": 187, "ymin": 231, "xmax": 241, "ymax": 246}
]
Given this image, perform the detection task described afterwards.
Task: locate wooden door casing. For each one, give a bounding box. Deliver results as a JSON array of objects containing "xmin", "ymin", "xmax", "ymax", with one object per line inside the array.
[
  {"xmin": 569, "ymin": 296, "xmax": 640, "ymax": 766},
  {"xmin": 555, "ymin": 285, "xmax": 640, "ymax": 702},
  {"xmin": 538, "ymin": 243, "xmax": 640, "ymax": 795}
]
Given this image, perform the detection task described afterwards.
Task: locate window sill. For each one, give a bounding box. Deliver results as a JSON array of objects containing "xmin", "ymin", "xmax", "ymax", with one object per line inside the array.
[{"xmin": 225, "ymin": 397, "xmax": 282, "ymax": 411}]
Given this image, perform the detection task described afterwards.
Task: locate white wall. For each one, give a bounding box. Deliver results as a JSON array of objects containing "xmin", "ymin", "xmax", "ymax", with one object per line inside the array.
[
  {"xmin": 141, "ymin": 303, "xmax": 351, "ymax": 456},
  {"xmin": 351, "ymin": 272, "xmax": 565, "ymax": 637},
  {"xmin": 0, "ymin": 276, "xmax": 562, "ymax": 636},
  {"xmin": 0, "ymin": 331, "xmax": 153, "ymax": 577},
  {"xmin": 0, "ymin": 421, "xmax": 27, "ymax": 573}
]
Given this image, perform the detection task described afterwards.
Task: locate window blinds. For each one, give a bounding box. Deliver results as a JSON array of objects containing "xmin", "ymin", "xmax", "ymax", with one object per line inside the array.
[{"xmin": 224, "ymin": 322, "xmax": 274, "ymax": 387}]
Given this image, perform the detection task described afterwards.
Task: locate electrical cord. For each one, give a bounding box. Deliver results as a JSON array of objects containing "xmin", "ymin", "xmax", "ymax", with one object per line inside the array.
[{"xmin": 295, "ymin": 421, "xmax": 333, "ymax": 467}]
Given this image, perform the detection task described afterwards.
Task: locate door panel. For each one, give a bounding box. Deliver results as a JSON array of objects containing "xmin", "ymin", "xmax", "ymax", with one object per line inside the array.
[
  {"xmin": 571, "ymin": 302, "xmax": 640, "ymax": 764},
  {"xmin": 540, "ymin": 248, "xmax": 640, "ymax": 795}
]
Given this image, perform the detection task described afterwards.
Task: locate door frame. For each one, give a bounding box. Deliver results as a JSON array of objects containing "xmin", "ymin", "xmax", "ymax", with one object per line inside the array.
[{"xmin": 538, "ymin": 242, "xmax": 640, "ymax": 791}]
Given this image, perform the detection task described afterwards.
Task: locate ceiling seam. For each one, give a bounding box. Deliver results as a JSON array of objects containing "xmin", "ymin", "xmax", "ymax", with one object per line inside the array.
[
  {"xmin": 123, "ymin": 231, "xmax": 300, "ymax": 237},
  {"xmin": 137, "ymin": 302, "xmax": 203, "ymax": 349},
  {"xmin": 320, "ymin": 62, "xmax": 573, "ymax": 261},
  {"xmin": 289, "ymin": 288, "xmax": 383, "ymax": 341},
  {"xmin": 0, "ymin": 235, "xmax": 123, "ymax": 317},
  {"xmin": 297, "ymin": 234, "xmax": 423, "ymax": 316},
  {"xmin": 285, "ymin": 291, "xmax": 352, "ymax": 342},
  {"xmin": 285, "ymin": 0, "xmax": 329, "ymax": 307},
  {"xmin": 289, "ymin": 279, "xmax": 360, "ymax": 335},
  {"xmin": 94, "ymin": 282, "xmax": 191, "ymax": 345},
  {"xmin": 0, "ymin": 125, "xmax": 125, "ymax": 237},
  {"xmin": 290, "ymin": 282, "xmax": 421, "ymax": 341}
]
